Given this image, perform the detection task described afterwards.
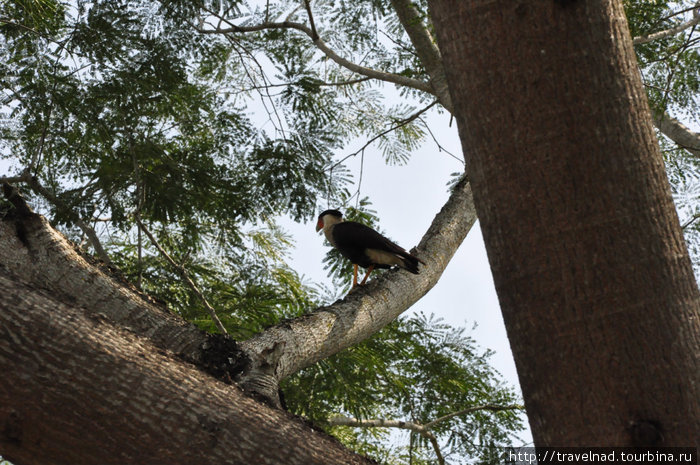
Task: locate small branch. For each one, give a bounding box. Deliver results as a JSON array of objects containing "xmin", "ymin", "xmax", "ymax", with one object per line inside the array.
[
  {"xmin": 329, "ymin": 404, "xmax": 523, "ymax": 465},
  {"xmin": 328, "ymin": 417, "xmax": 445, "ymax": 465},
  {"xmin": 633, "ymin": 6, "xmax": 700, "ymax": 45},
  {"xmin": 303, "ymin": 0, "xmax": 318, "ymax": 41},
  {"xmin": 135, "ymin": 217, "xmax": 228, "ymax": 335},
  {"xmin": 682, "ymin": 212, "xmax": 700, "ymax": 229},
  {"xmin": 23, "ymin": 173, "xmax": 113, "ymax": 266},
  {"xmin": 329, "ymin": 100, "xmax": 439, "ymax": 171},
  {"xmin": 423, "ymin": 403, "xmax": 524, "ymax": 430}
]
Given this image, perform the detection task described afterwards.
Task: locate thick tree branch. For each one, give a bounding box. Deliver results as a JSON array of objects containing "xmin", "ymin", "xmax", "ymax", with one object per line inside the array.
[
  {"xmin": 0, "ymin": 197, "xmax": 220, "ymax": 369},
  {"xmin": 633, "ymin": 6, "xmax": 700, "ymax": 45},
  {"xmin": 197, "ymin": 18, "xmax": 432, "ymax": 94},
  {"xmin": 390, "ymin": 0, "xmax": 453, "ymax": 111},
  {"xmin": 652, "ymin": 110, "xmax": 700, "ymax": 157},
  {"xmin": 0, "ymin": 274, "xmax": 374, "ymax": 465},
  {"xmin": 237, "ymin": 177, "xmax": 476, "ymax": 402}
]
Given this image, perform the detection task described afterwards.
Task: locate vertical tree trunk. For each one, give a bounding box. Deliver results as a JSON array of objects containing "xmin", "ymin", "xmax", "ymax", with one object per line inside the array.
[{"xmin": 429, "ymin": 0, "xmax": 700, "ymax": 446}]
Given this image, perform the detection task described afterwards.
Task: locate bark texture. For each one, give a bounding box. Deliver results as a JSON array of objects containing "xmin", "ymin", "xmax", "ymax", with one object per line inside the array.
[
  {"xmin": 0, "ymin": 274, "xmax": 375, "ymax": 465},
  {"xmin": 0, "ymin": 200, "xmax": 242, "ymax": 377},
  {"xmin": 429, "ymin": 0, "xmax": 700, "ymax": 446}
]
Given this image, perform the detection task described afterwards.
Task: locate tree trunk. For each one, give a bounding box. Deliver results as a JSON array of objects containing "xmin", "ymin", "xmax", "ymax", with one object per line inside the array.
[
  {"xmin": 0, "ymin": 273, "xmax": 375, "ymax": 465},
  {"xmin": 429, "ymin": 0, "xmax": 700, "ymax": 447}
]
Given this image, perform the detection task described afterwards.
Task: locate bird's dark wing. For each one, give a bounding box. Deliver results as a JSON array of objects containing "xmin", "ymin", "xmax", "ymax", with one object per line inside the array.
[{"xmin": 332, "ymin": 221, "xmax": 411, "ymax": 257}]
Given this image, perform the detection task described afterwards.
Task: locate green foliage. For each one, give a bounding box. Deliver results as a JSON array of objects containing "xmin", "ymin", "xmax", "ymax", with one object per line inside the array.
[
  {"xmin": 626, "ymin": 1, "xmax": 700, "ymax": 114},
  {"xmin": 283, "ymin": 313, "xmax": 523, "ymax": 463}
]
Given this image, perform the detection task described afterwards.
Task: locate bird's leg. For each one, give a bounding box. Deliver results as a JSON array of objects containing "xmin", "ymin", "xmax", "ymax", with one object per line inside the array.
[
  {"xmin": 359, "ymin": 265, "xmax": 375, "ymax": 285},
  {"xmin": 352, "ymin": 263, "xmax": 359, "ymax": 288}
]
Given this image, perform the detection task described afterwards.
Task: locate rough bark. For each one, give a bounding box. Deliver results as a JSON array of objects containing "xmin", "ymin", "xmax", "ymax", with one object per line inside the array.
[
  {"xmin": 429, "ymin": 0, "xmax": 700, "ymax": 447},
  {"xmin": 0, "ymin": 192, "xmax": 235, "ymax": 375},
  {"xmin": 0, "ymin": 274, "xmax": 375, "ymax": 465}
]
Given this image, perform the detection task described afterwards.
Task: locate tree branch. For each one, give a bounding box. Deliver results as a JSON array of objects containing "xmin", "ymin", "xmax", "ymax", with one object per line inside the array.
[
  {"xmin": 423, "ymin": 403, "xmax": 524, "ymax": 429},
  {"xmin": 329, "ymin": 404, "xmax": 523, "ymax": 464},
  {"xmin": 196, "ymin": 17, "xmax": 433, "ymax": 94},
  {"xmin": 0, "ymin": 202, "xmax": 219, "ymax": 371},
  {"xmin": 329, "ymin": 416, "xmax": 445, "ymax": 465},
  {"xmin": 633, "ymin": 6, "xmax": 700, "ymax": 45},
  {"xmin": 135, "ymin": 217, "xmax": 228, "ymax": 335},
  {"xmin": 653, "ymin": 110, "xmax": 700, "ymax": 157},
  {"xmin": 302, "ymin": 0, "xmax": 318, "ymax": 41},
  {"xmin": 390, "ymin": 0, "xmax": 453, "ymax": 111},
  {"xmin": 0, "ymin": 273, "xmax": 374, "ymax": 465},
  {"xmin": 237, "ymin": 176, "xmax": 476, "ymax": 403},
  {"xmin": 1, "ymin": 168, "xmax": 477, "ymax": 408},
  {"xmin": 14, "ymin": 173, "xmax": 113, "ymax": 266},
  {"xmin": 329, "ymin": 100, "xmax": 439, "ymax": 170}
]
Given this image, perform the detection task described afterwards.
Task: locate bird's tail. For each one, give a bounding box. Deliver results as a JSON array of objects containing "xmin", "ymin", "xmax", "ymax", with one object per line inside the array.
[{"xmin": 399, "ymin": 253, "xmax": 424, "ymax": 274}]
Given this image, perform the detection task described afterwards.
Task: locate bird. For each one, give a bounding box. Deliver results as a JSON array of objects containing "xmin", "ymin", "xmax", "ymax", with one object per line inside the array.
[{"xmin": 315, "ymin": 209, "xmax": 425, "ymax": 288}]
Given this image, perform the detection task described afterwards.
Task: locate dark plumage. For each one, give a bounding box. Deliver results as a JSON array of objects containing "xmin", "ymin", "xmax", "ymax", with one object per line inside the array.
[{"xmin": 316, "ymin": 209, "xmax": 424, "ymax": 287}]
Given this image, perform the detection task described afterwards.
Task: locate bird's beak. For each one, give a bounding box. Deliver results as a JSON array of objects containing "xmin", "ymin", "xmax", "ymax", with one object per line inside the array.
[{"xmin": 315, "ymin": 219, "xmax": 323, "ymax": 232}]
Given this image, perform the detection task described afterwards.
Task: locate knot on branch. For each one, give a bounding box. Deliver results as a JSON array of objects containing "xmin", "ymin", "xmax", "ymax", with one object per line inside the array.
[
  {"xmin": 198, "ymin": 333, "xmax": 249, "ymax": 384},
  {"xmin": 235, "ymin": 341, "xmax": 287, "ymax": 409}
]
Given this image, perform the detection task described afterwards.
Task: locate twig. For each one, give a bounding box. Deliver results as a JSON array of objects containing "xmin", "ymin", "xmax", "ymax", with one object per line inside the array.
[
  {"xmin": 329, "ymin": 403, "xmax": 523, "ymax": 465},
  {"xmin": 135, "ymin": 216, "xmax": 228, "ymax": 335},
  {"xmin": 329, "ymin": 100, "xmax": 439, "ymax": 171},
  {"xmin": 682, "ymin": 212, "xmax": 700, "ymax": 229},
  {"xmin": 328, "ymin": 416, "xmax": 445, "ymax": 465},
  {"xmin": 131, "ymin": 142, "xmax": 144, "ymax": 290},
  {"xmin": 424, "ymin": 403, "xmax": 524, "ymax": 430}
]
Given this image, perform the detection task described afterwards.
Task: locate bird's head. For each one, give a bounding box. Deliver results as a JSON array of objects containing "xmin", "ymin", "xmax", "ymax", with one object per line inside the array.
[{"xmin": 316, "ymin": 209, "xmax": 343, "ymax": 232}]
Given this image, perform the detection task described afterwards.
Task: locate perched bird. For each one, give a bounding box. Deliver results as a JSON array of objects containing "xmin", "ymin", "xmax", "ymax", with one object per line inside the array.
[{"xmin": 316, "ymin": 209, "xmax": 425, "ymax": 287}]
